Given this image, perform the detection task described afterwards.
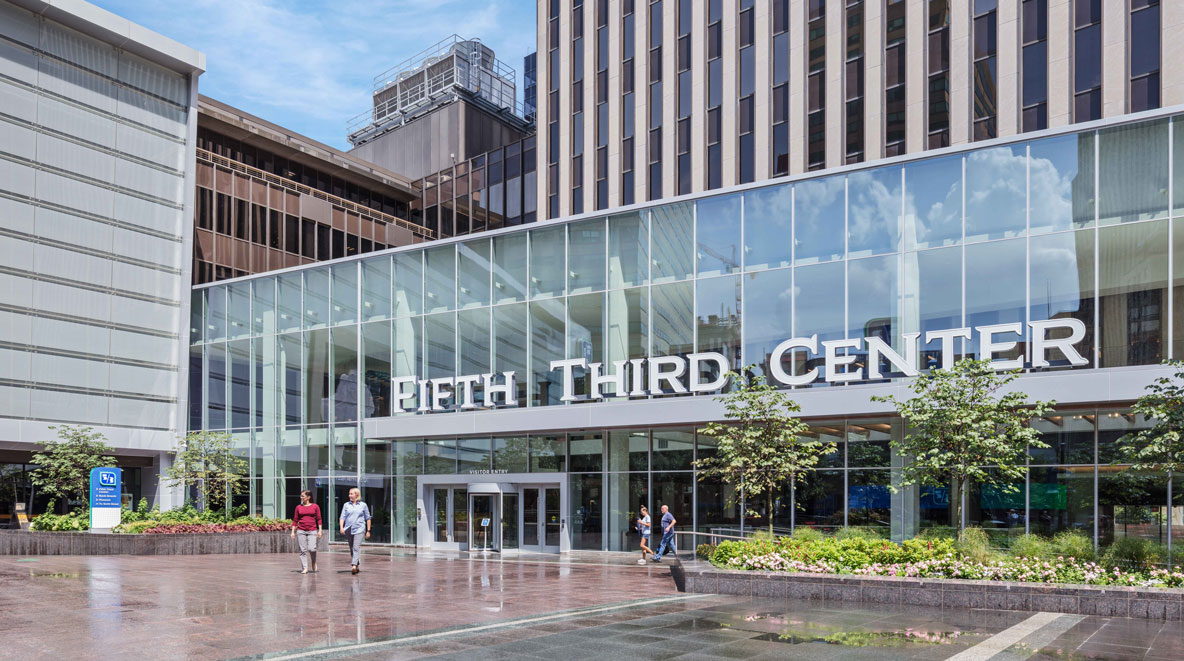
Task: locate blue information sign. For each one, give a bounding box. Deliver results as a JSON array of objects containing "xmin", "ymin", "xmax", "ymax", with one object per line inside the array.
[{"xmin": 89, "ymin": 467, "xmax": 122, "ymax": 530}]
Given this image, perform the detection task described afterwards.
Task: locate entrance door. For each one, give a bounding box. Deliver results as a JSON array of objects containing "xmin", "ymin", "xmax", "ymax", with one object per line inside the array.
[
  {"xmin": 469, "ymin": 493, "xmax": 499, "ymax": 551},
  {"xmin": 431, "ymin": 486, "xmax": 469, "ymax": 549},
  {"xmin": 521, "ymin": 486, "xmax": 561, "ymax": 553}
]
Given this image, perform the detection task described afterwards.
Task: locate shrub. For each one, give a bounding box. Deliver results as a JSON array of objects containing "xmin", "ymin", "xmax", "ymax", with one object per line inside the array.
[
  {"xmin": 140, "ymin": 519, "xmax": 290, "ymax": 534},
  {"xmin": 835, "ymin": 526, "xmax": 887, "ymax": 541},
  {"xmin": 1050, "ymin": 530, "xmax": 1095, "ymax": 562},
  {"xmin": 957, "ymin": 527, "xmax": 998, "ymax": 564},
  {"xmin": 749, "ymin": 529, "xmax": 777, "ymax": 542},
  {"xmin": 115, "ymin": 520, "xmax": 159, "ymax": 534},
  {"xmin": 1102, "ymin": 536, "xmax": 1163, "ymax": 571},
  {"xmin": 1010, "ymin": 534, "xmax": 1053, "ymax": 560},
  {"xmin": 696, "ymin": 543, "xmax": 717, "ymax": 560},
  {"xmin": 790, "ymin": 527, "xmax": 824, "ymax": 542},
  {"xmin": 30, "ymin": 510, "xmax": 89, "ymax": 531}
]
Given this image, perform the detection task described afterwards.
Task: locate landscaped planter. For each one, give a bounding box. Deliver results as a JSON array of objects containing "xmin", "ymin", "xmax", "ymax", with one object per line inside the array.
[
  {"xmin": 683, "ymin": 566, "xmax": 1184, "ymax": 620},
  {"xmin": 0, "ymin": 529, "xmax": 323, "ymax": 556}
]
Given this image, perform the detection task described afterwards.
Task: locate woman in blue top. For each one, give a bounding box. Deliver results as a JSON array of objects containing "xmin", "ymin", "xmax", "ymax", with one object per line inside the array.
[
  {"xmin": 637, "ymin": 505, "xmax": 653, "ymax": 564},
  {"xmin": 338, "ymin": 488, "xmax": 371, "ymax": 575}
]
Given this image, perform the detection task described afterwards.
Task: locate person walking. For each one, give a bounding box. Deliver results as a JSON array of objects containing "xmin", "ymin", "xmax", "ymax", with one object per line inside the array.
[
  {"xmin": 338, "ymin": 487, "xmax": 371, "ymax": 575},
  {"xmin": 651, "ymin": 504, "xmax": 677, "ymax": 562},
  {"xmin": 290, "ymin": 490, "xmax": 322, "ymax": 574},
  {"xmin": 637, "ymin": 505, "xmax": 653, "ymax": 564}
]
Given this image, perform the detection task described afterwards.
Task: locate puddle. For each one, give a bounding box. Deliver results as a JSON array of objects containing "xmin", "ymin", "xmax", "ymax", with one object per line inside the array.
[
  {"xmin": 31, "ymin": 571, "xmax": 81, "ymax": 579},
  {"xmin": 661, "ymin": 618, "xmax": 733, "ymax": 630},
  {"xmin": 754, "ymin": 629, "xmax": 971, "ymax": 648}
]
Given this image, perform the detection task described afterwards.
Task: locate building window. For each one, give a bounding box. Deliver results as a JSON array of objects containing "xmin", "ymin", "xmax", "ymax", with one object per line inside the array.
[
  {"xmin": 648, "ymin": 0, "xmax": 663, "ymax": 201},
  {"xmin": 677, "ymin": 0, "xmax": 692, "ymax": 193},
  {"xmin": 571, "ymin": 0, "xmax": 586, "ymax": 215},
  {"xmin": 1022, "ymin": 0, "xmax": 1048, "ymax": 131},
  {"xmin": 595, "ymin": 0, "xmax": 610, "ymax": 209},
  {"xmin": 735, "ymin": 0, "xmax": 755, "ymax": 183},
  {"xmin": 547, "ymin": 1, "xmax": 560, "ymax": 218},
  {"xmin": 707, "ymin": 0, "xmax": 724, "ymax": 187},
  {"xmin": 772, "ymin": 0, "xmax": 790, "ymax": 175},
  {"xmin": 807, "ymin": 0, "xmax": 826, "ymax": 170},
  {"xmin": 1073, "ymin": 0, "xmax": 1101, "ymax": 122},
  {"xmin": 884, "ymin": 0, "xmax": 906, "ymax": 156},
  {"xmin": 973, "ymin": 0, "xmax": 997, "ymax": 140},
  {"xmin": 927, "ymin": 0, "xmax": 950, "ymax": 148},
  {"xmin": 844, "ymin": 0, "xmax": 865, "ymax": 164},
  {"xmin": 1130, "ymin": 0, "xmax": 1161, "ymax": 113}
]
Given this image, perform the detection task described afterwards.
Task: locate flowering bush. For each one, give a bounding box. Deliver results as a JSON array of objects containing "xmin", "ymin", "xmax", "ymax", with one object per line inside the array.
[
  {"xmin": 714, "ymin": 536, "xmax": 1184, "ymax": 589},
  {"xmin": 140, "ymin": 518, "xmax": 290, "ymax": 534}
]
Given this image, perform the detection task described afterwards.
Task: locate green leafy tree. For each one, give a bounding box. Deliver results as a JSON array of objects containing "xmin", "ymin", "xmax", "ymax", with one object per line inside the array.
[
  {"xmin": 29, "ymin": 425, "xmax": 116, "ymax": 511},
  {"xmin": 872, "ymin": 358, "xmax": 1054, "ymax": 532},
  {"xmin": 1115, "ymin": 360, "xmax": 1184, "ymax": 480},
  {"xmin": 696, "ymin": 367, "xmax": 836, "ymax": 535},
  {"xmin": 163, "ymin": 431, "xmax": 248, "ymax": 518}
]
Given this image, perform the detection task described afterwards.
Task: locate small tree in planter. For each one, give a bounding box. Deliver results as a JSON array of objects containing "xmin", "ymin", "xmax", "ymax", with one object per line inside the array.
[
  {"xmin": 30, "ymin": 425, "xmax": 116, "ymax": 513},
  {"xmin": 872, "ymin": 358, "xmax": 1054, "ymax": 533},
  {"xmin": 163, "ymin": 431, "xmax": 248, "ymax": 519},
  {"xmin": 696, "ymin": 367, "xmax": 836, "ymax": 536}
]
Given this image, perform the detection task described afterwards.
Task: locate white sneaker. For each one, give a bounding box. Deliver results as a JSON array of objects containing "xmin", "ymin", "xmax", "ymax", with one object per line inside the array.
[{"xmin": 637, "ymin": 558, "xmax": 647, "ymax": 565}]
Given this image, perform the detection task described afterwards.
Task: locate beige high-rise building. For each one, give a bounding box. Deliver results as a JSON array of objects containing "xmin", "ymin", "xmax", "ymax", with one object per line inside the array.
[{"xmin": 537, "ymin": 0, "xmax": 1179, "ymax": 219}]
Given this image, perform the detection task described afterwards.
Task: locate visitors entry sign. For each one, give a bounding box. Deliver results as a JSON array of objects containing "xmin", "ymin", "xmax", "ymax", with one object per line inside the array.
[{"xmin": 89, "ymin": 467, "xmax": 122, "ymax": 531}]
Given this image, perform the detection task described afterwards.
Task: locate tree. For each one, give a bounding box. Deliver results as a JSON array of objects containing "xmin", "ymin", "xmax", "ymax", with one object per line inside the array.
[
  {"xmin": 696, "ymin": 367, "xmax": 836, "ymax": 535},
  {"xmin": 872, "ymin": 358, "xmax": 1054, "ymax": 532},
  {"xmin": 163, "ymin": 431, "xmax": 248, "ymax": 518},
  {"xmin": 29, "ymin": 426, "xmax": 116, "ymax": 511}
]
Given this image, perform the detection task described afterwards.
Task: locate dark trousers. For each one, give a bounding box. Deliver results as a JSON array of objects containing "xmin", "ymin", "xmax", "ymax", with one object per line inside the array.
[{"xmin": 654, "ymin": 533, "xmax": 675, "ymax": 559}]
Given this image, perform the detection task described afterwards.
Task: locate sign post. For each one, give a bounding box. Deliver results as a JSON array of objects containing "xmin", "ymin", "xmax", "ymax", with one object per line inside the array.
[{"xmin": 89, "ymin": 467, "xmax": 122, "ymax": 533}]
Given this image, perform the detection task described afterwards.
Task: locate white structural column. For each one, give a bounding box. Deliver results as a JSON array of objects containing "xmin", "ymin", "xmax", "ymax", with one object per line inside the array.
[
  {"xmin": 825, "ymin": 2, "xmax": 843, "ymax": 167},
  {"xmin": 1101, "ymin": 0, "xmax": 1126, "ymax": 117},
  {"xmin": 996, "ymin": 0, "xmax": 1020, "ymax": 137},
  {"xmin": 752, "ymin": 0, "xmax": 771, "ymax": 181},
  {"xmin": 690, "ymin": 0, "xmax": 706, "ymax": 193},
  {"xmin": 905, "ymin": 0, "xmax": 925, "ymax": 154},
  {"xmin": 788, "ymin": 0, "xmax": 807, "ymax": 174},
  {"xmin": 949, "ymin": 0, "xmax": 971, "ymax": 145},
  {"xmin": 864, "ymin": 0, "xmax": 884, "ymax": 162},
  {"xmin": 1164, "ymin": 0, "xmax": 1184, "ymax": 107},
  {"xmin": 1047, "ymin": 0, "xmax": 1072, "ymax": 127},
  {"xmin": 721, "ymin": 0, "xmax": 737, "ymax": 188}
]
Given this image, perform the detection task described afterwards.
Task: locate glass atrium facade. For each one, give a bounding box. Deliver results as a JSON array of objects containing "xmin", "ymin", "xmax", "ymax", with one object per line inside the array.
[{"xmin": 190, "ymin": 113, "xmax": 1184, "ymax": 551}]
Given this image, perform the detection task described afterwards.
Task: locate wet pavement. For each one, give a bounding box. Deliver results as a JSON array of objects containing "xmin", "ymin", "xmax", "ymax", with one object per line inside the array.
[{"xmin": 0, "ymin": 549, "xmax": 1182, "ymax": 660}]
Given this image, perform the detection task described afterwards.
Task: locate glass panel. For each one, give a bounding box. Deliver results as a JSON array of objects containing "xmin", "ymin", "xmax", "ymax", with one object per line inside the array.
[
  {"xmin": 394, "ymin": 252, "xmax": 423, "ymax": 317},
  {"xmin": 530, "ymin": 299, "xmax": 565, "ymax": 406},
  {"xmin": 743, "ymin": 268, "xmax": 791, "ymax": 379},
  {"xmin": 332, "ymin": 426, "xmax": 357, "ymax": 473},
  {"xmin": 965, "ymin": 144, "xmax": 1026, "ymax": 241},
  {"xmin": 605, "ymin": 287, "xmax": 648, "ymax": 381},
  {"xmin": 493, "ymin": 303, "xmax": 528, "ymax": 404},
  {"xmin": 434, "ymin": 487, "xmax": 449, "ymax": 542},
  {"xmin": 361, "ymin": 256, "xmax": 392, "ymax": 322},
  {"xmin": 794, "ymin": 261, "xmax": 844, "ymax": 382},
  {"xmin": 1098, "ymin": 119, "xmax": 1168, "ymax": 225},
  {"xmin": 277, "ymin": 273, "xmax": 302, "ymax": 333},
  {"xmin": 1029, "ymin": 132, "xmax": 1095, "ymax": 233},
  {"xmin": 904, "ymin": 155, "xmax": 962, "ymax": 250},
  {"xmin": 848, "ymin": 469, "xmax": 890, "ymax": 533},
  {"xmin": 206, "ymin": 286, "xmax": 227, "ymax": 342},
  {"xmin": 1098, "ymin": 220, "xmax": 1167, "ymax": 367},
  {"xmin": 228, "ymin": 340, "xmax": 250, "ymax": 428},
  {"xmin": 457, "ymin": 239, "xmax": 491, "ymax": 309},
  {"xmin": 743, "ymin": 184, "xmax": 792, "ymax": 271},
  {"xmin": 278, "ymin": 428, "xmax": 301, "ymax": 478},
  {"xmin": 568, "ymin": 217, "xmax": 607, "ymax": 294},
  {"xmin": 425, "ymin": 313, "xmax": 456, "ymax": 380},
  {"xmin": 847, "ymin": 255, "xmax": 901, "ymax": 378},
  {"xmin": 530, "ymin": 224, "xmax": 566, "ymax": 298},
  {"xmin": 393, "ymin": 440, "xmax": 423, "ymax": 475},
  {"xmin": 570, "ymin": 474, "xmax": 604, "ymax": 549},
  {"xmin": 795, "ymin": 177, "xmax": 846, "ymax": 264},
  {"xmin": 492, "ymin": 233, "xmax": 528, "ymax": 304},
  {"xmin": 794, "ymin": 470, "xmax": 844, "ymax": 532},
  {"xmin": 1099, "ymin": 467, "xmax": 1166, "ymax": 547},
  {"xmin": 651, "ymin": 202, "xmax": 694, "ymax": 282},
  {"xmin": 608, "ymin": 210, "xmax": 649, "ymax": 288},
  {"xmin": 607, "ymin": 472, "xmax": 649, "ymax": 551},
  {"xmin": 967, "ymin": 468, "xmax": 1025, "ymax": 546},
  {"xmin": 651, "ymin": 281, "xmax": 693, "ymax": 373},
  {"xmin": 306, "ymin": 426, "xmax": 329, "ymax": 476},
  {"xmin": 1029, "ymin": 466, "xmax": 1095, "ymax": 538},
  {"xmin": 361, "ymin": 321, "xmax": 390, "ymax": 418},
  {"xmin": 278, "ymin": 333, "xmax": 302, "ymax": 426},
  {"xmin": 331, "ymin": 326, "xmax": 358, "ymax": 422},
  {"xmin": 651, "ymin": 428, "xmax": 694, "ymax": 470},
  {"xmin": 458, "ymin": 438, "xmax": 491, "ymax": 473},
  {"xmin": 847, "ymin": 419, "xmax": 896, "ymax": 467},
  {"xmin": 252, "ymin": 278, "xmax": 276, "ymax": 335},
  {"xmin": 1175, "ymin": 221, "xmax": 1184, "ymax": 358},
  {"xmin": 331, "ymin": 263, "xmax": 358, "ymax": 326},
  {"xmin": 394, "ymin": 475, "xmax": 418, "ymax": 544},
  {"xmin": 1098, "ymin": 410, "xmax": 1149, "ymax": 464},
  {"xmin": 454, "ymin": 488, "xmax": 469, "ymax": 545},
  {"xmin": 695, "ymin": 275, "xmax": 741, "ymax": 387},
  {"xmin": 1175, "ymin": 117, "xmax": 1184, "ymax": 216},
  {"xmin": 227, "ymin": 283, "xmax": 250, "ymax": 340},
  {"xmin": 609, "ymin": 429, "xmax": 649, "ymax": 471},
  {"xmin": 1030, "ymin": 230, "xmax": 1095, "ymax": 366},
  {"xmin": 696, "ymin": 193, "xmax": 741, "ymax": 276},
  {"xmin": 362, "ymin": 475, "xmax": 391, "ymax": 543},
  {"xmin": 1030, "ymin": 414, "xmax": 1096, "ymax": 465},
  {"xmin": 569, "ymin": 433, "xmax": 604, "ymax": 472},
  {"xmin": 652, "ymin": 471, "xmax": 693, "ymax": 536},
  {"xmin": 303, "ymin": 269, "xmax": 329, "ymax": 330},
  {"xmin": 424, "ymin": 245, "xmax": 456, "ymax": 313},
  {"xmin": 458, "ymin": 308, "xmax": 491, "ymax": 405},
  {"xmin": 696, "ymin": 475, "xmax": 740, "ymax": 534},
  {"xmin": 304, "ymin": 328, "xmax": 330, "ymax": 425},
  {"xmin": 206, "ymin": 342, "xmax": 226, "ymax": 429},
  {"xmin": 530, "ymin": 435, "xmax": 566, "ymax": 472},
  {"xmin": 848, "ymin": 166, "xmax": 902, "ymax": 257},
  {"xmin": 424, "ymin": 439, "xmax": 457, "ymax": 474},
  {"xmin": 501, "ymin": 492, "xmax": 518, "ymax": 549},
  {"xmin": 392, "ymin": 316, "xmax": 422, "ymax": 412},
  {"xmin": 568, "ymin": 292, "xmax": 604, "ymax": 399},
  {"xmin": 965, "ymin": 239, "xmax": 1026, "ymax": 361},
  {"xmin": 523, "ymin": 488, "xmax": 539, "ymax": 546},
  {"xmin": 905, "ymin": 246, "xmax": 963, "ymax": 368},
  {"xmin": 190, "ymin": 290, "xmax": 204, "ymax": 343},
  {"xmin": 492, "ymin": 436, "xmax": 529, "ymax": 472}
]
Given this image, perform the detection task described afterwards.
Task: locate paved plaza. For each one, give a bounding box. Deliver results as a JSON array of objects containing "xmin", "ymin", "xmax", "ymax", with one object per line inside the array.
[{"xmin": 0, "ymin": 550, "xmax": 1182, "ymax": 660}]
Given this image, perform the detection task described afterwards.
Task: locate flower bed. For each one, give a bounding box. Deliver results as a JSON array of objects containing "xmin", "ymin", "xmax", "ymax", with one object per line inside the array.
[
  {"xmin": 138, "ymin": 520, "xmax": 291, "ymax": 535},
  {"xmin": 712, "ymin": 535, "xmax": 1184, "ymax": 589}
]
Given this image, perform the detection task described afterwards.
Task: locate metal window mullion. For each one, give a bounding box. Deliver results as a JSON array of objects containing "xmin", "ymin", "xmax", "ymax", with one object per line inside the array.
[
  {"xmin": 1093, "ymin": 130, "xmax": 1100, "ymax": 368},
  {"xmin": 1168, "ymin": 119, "xmax": 1174, "ymax": 360},
  {"xmin": 739, "ymin": 194, "xmax": 746, "ymax": 368},
  {"xmin": 1025, "ymin": 143, "xmax": 1032, "ymax": 362}
]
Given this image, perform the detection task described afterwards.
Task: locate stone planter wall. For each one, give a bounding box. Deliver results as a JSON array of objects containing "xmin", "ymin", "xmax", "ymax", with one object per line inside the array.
[
  {"xmin": 683, "ymin": 567, "xmax": 1184, "ymax": 620},
  {"xmin": 0, "ymin": 529, "xmax": 323, "ymax": 555}
]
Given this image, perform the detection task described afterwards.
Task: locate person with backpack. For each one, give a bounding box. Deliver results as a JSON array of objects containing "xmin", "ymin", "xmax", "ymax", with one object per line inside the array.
[
  {"xmin": 637, "ymin": 505, "xmax": 653, "ymax": 564},
  {"xmin": 338, "ymin": 487, "xmax": 371, "ymax": 575},
  {"xmin": 289, "ymin": 489, "xmax": 322, "ymax": 574}
]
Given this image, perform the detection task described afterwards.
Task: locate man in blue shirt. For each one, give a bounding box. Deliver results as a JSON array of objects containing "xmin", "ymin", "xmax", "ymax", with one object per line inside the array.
[
  {"xmin": 651, "ymin": 504, "xmax": 676, "ymax": 562},
  {"xmin": 338, "ymin": 488, "xmax": 371, "ymax": 574}
]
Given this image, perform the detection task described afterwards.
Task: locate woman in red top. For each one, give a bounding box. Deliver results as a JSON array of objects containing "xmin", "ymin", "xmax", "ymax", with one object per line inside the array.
[{"xmin": 290, "ymin": 490, "xmax": 322, "ymax": 574}]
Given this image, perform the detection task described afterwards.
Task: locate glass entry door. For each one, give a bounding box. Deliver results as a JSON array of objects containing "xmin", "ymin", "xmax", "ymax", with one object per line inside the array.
[
  {"xmin": 521, "ymin": 486, "xmax": 561, "ymax": 553},
  {"xmin": 432, "ymin": 486, "xmax": 468, "ymax": 548},
  {"xmin": 469, "ymin": 493, "xmax": 499, "ymax": 551}
]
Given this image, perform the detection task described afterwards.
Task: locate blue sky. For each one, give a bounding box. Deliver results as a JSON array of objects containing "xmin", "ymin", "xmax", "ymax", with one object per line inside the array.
[{"xmin": 93, "ymin": 0, "xmax": 537, "ymax": 150}]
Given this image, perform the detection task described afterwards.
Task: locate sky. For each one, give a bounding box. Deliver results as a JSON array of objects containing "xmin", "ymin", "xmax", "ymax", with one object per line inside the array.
[{"xmin": 93, "ymin": 0, "xmax": 537, "ymax": 150}]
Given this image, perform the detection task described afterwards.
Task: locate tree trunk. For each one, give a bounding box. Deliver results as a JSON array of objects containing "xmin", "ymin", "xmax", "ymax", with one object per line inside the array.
[
  {"xmin": 768, "ymin": 491, "xmax": 774, "ymax": 537},
  {"xmin": 951, "ymin": 476, "xmax": 964, "ymax": 534}
]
